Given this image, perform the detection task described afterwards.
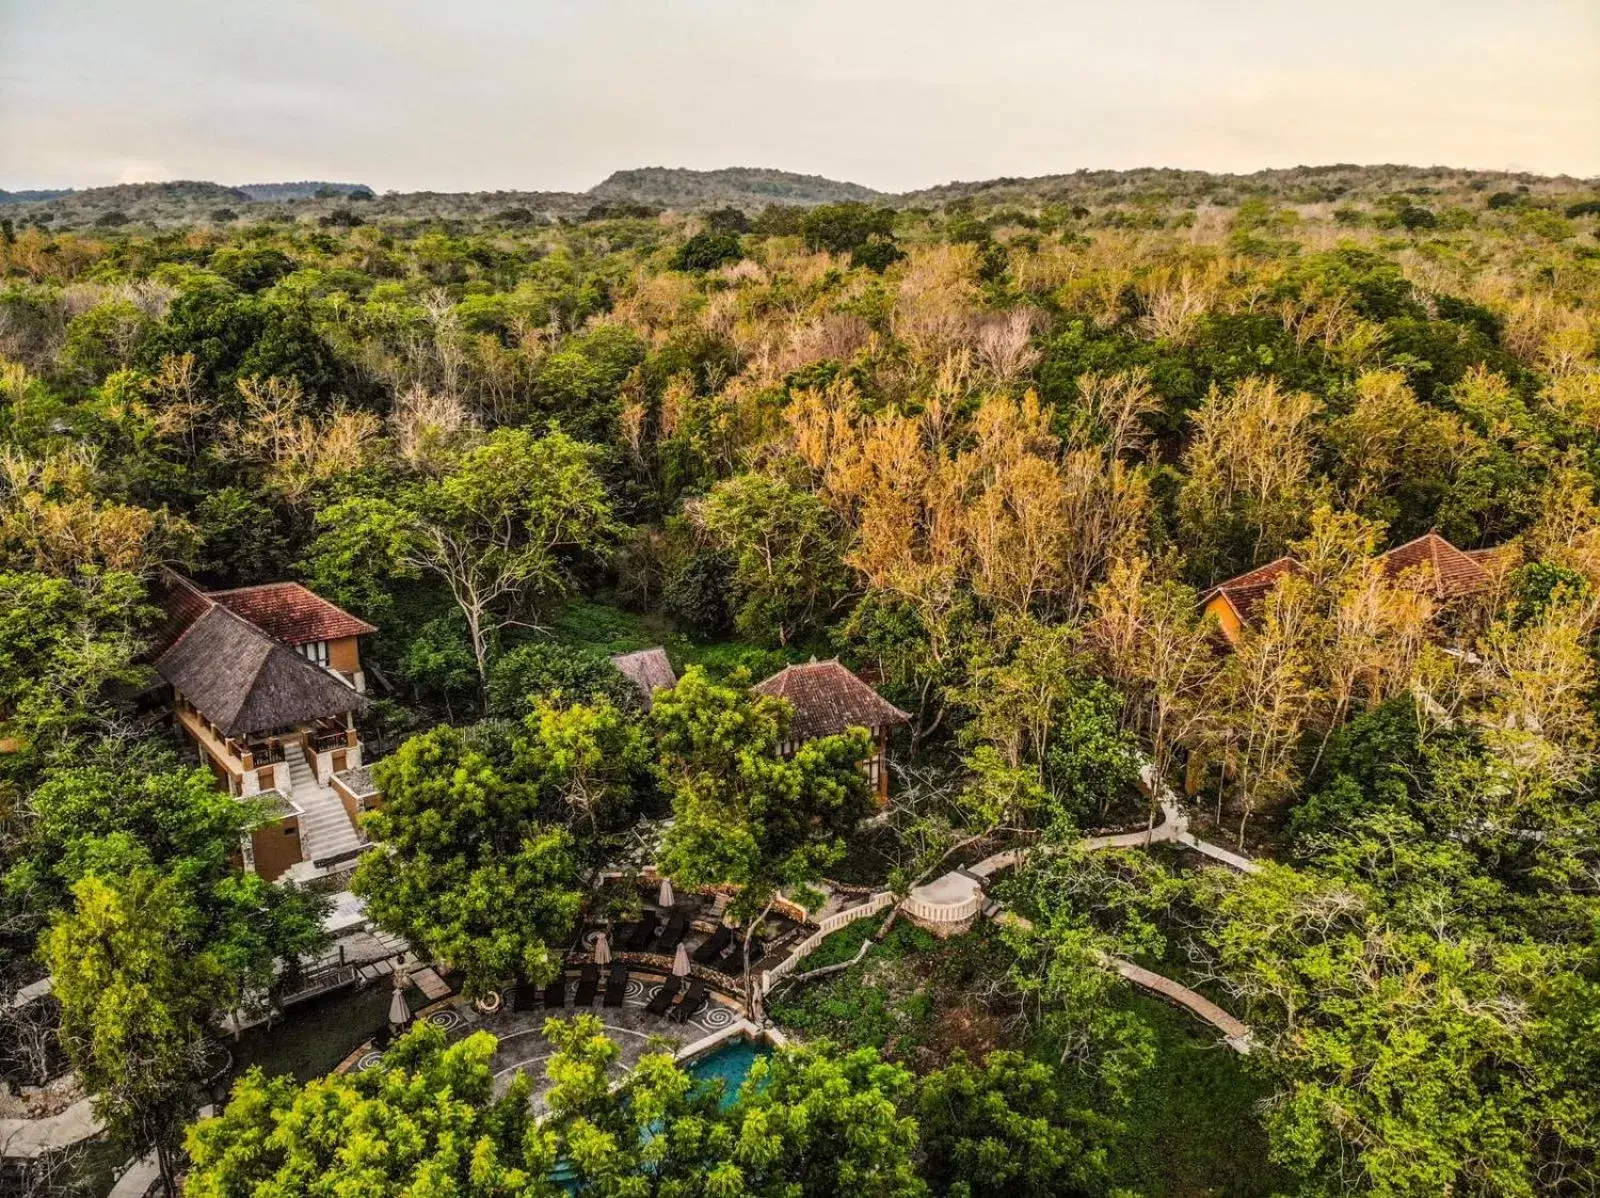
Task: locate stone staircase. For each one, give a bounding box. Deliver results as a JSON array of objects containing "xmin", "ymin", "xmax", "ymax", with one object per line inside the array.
[{"xmin": 282, "ymin": 748, "xmax": 363, "ymax": 866}]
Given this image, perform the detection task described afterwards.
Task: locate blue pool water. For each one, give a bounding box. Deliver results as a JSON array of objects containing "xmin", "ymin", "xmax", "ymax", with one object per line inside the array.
[
  {"xmin": 685, "ymin": 1038, "xmax": 773, "ymax": 1107},
  {"xmin": 553, "ymin": 1038, "xmax": 775, "ymax": 1188}
]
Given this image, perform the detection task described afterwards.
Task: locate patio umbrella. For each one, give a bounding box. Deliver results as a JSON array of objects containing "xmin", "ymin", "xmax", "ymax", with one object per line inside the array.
[
  {"xmin": 593, "ymin": 931, "xmax": 611, "ymax": 966},
  {"xmin": 658, "ymin": 877, "xmax": 675, "ymax": 908},
  {"xmin": 672, "ymin": 943, "xmax": 691, "ymax": 978},
  {"xmin": 388, "ymin": 974, "xmax": 411, "ymax": 1029}
]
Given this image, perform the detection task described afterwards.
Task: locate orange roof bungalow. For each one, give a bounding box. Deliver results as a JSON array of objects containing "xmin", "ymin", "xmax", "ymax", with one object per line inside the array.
[
  {"xmin": 1376, "ymin": 531, "xmax": 1491, "ymax": 600},
  {"xmin": 752, "ymin": 659, "xmax": 910, "ymax": 801},
  {"xmin": 1198, "ymin": 557, "xmax": 1306, "ymax": 646},
  {"xmin": 1199, "ymin": 532, "xmax": 1494, "ymax": 647}
]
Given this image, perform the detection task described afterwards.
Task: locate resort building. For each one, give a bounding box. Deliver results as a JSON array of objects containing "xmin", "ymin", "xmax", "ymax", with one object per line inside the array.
[
  {"xmin": 610, "ymin": 647, "xmax": 678, "ymax": 711},
  {"xmin": 1198, "ymin": 556, "xmax": 1305, "ymax": 645},
  {"xmin": 752, "ymin": 659, "xmax": 910, "ymax": 800},
  {"xmin": 1200, "ymin": 531, "xmax": 1495, "ymax": 647},
  {"xmin": 152, "ymin": 569, "xmax": 377, "ymax": 880}
]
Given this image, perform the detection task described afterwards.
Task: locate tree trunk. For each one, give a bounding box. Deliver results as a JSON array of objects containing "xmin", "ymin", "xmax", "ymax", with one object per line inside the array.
[
  {"xmin": 155, "ymin": 1138, "xmax": 177, "ymax": 1198},
  {"xmin": 741, "ymin": 896, "xmax": 778, "ymax": 1019}
]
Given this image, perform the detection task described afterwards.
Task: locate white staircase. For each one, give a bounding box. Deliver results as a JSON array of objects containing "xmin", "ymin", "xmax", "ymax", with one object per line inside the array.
[{"xmin": 282, "ymin": 749, "xmax": 363, "ymax": 866}]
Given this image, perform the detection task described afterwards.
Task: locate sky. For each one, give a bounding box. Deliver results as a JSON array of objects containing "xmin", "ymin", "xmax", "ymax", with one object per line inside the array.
[{"xmin": 2, "ymin": 0, "xmax": 1597, "ymax": 194}]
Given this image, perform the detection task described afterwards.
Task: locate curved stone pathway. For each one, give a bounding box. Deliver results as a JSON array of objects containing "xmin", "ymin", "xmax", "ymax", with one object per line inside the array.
[
  {"xmin": 0, "ymin": 1097, "xmax": 102, "ymax": 1161},
  {"xmin": 831, "ymin": 759, "xmax": 1263, "ymax": 1053}
]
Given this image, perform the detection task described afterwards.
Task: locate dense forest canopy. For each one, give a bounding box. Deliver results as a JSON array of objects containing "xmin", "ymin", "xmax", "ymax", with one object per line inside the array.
[{"xmin": 3, "ymin": 161, "xmax": 1600, "ymax": 1196}]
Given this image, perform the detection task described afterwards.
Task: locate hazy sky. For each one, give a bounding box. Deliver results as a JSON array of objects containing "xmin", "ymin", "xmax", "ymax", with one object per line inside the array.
[{"xmin": 2, "ymin": 0, "xmax": 1597, "ymax": 193}]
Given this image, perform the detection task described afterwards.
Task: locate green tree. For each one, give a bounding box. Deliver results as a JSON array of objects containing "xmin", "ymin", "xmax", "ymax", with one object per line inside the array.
[
  {"xmin": 800, "ymin": 203, "xmax": 897, "ymax": 255},
  {"xmin": 486, "ymin": 640, "xmax": 636, "ymax": 719},
  {"xmin": 185, "ymin": 1021, "xmax": 551, "ymax": 1197},
  {"xmin": 1198, "ymin": 862, "xmax": 1600, "ymax": 1195},
  {"xmin": 45, "ymin": 870, "xmax": 222, "ymax": 1197},
  {"xmin": 0, "ymin": 569, "xmax": 150, "ymax": 784},
  {"xmin": 652, "ymin": 667, "xmax": 874, "ymax": 1003},
  {"xmin": 694, "ymin": 472, "xmax": 847, "ymax": 646},
  {"xmin": 722, "ymin": 1042, "xmax": 926, "ymax": 1197},
  {"xmin": 352, "ymin": 725, "xmax": 583, "ymax": 997},
  {"xmin": 673, "ymin": 231, "xmax": 743, "ymax": 272},
  {"xmin": 515, "ymin": 696, "xmax": 653, "ymax": 839},
  {"xmin": 311, "ymin": 429, "xmax": 619, "ymax": 690},
  {"xmin": 917, "ymin": 1050, "xmax": 1115, "ymax": 1198},
  {"xmin": 8, "ymin": 753, "xmax": 328, "ymax": 1017}
]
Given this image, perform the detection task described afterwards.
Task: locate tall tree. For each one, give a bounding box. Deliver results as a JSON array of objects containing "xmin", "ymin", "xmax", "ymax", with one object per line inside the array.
[
  {"xmin": 45, "ymin": 870, "xmax": 221, "ymax": 1198},
  {"xmin": 651, "ymin": 667, "xmax": 874, "ymax": 1007},
  {"xmin": 186, "ymin": 1022, "xmax": 550, "ymax": 1197},
  {"xmin": 1176, "ymin": 376, "xmax": 1321, "ymax": 579},
  {"xmin": 309, "ymin": 428, "xmax": 619, "ymax": 688},
  {"xmin": 692, "ymin": 471, "xmax": 848, "ymax": 646},
  {"xmin": 352, "ymin": 725, "xmax": 582, "ymax": 998}
]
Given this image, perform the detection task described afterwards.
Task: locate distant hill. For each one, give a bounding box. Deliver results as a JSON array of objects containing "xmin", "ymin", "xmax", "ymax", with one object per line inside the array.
[
  {"xmin": 2, "ymin": 164, "xmax": 1592, "ymax": 230},
  {"xmin": 0, "ymin": 188, "xmax": 74, "ymax": 206},
  {"xmin": 587, "ymin": 166, "xmax": 884, "ymax": 209},
  {"xmin": 233, "ymin": 181, "xmax": 372, "ymax": 201}
]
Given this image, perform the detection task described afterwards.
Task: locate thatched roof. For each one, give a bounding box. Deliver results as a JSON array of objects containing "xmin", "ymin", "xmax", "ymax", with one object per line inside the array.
[
  {"xmin": 610, "ymin": 647, "xmax": 677, "ymax": 710},
  {"xmin": 157, "ymin": 605, "xmax": 363, "ymax": 738},
  {"xmin": 752, "ymin": 659, "xmax": 910, "ymax": 742}
]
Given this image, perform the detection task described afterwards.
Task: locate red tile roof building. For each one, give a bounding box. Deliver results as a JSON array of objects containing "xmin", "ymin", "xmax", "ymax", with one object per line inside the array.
[
  {"xmin": 1376, "ymin": 532, "xmax": 1491, "ymax": 600},
  {"xmin": 1198, "ymin": 557, "xmax": 1307, "ymax": 643},
  {"xmin": 208, "ymin": 582, "xmax": 377, "ymax": 645},
  {"xmin": 752, "ymin": 659, "xmax": 910, "ymax": 800},
  {"xmin": 1200, "ymin": 532, "xmax": 1495, "ymax": 645}
]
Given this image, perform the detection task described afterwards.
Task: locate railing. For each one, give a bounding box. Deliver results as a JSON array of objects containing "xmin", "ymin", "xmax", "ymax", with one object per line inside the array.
[
  {"xmin": 901, "ymin": 889, "xmax": 985, "ymax": 924},
  {"xmin": 759, "ymin": 891, "xmax": 894, "ymax": 995},
  {"xmin": 312, "ymin": 731, "xmax": 349, "ymax": 753},
  {"xmin": 249, "ymin": 740, "xmax": 287, "ymax": 765}
]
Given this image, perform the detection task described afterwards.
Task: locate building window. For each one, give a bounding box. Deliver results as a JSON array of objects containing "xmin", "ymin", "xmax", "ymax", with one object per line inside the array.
[{"xmin": 299, "ymin": 641, "xmax": 330, "ymax": 667}]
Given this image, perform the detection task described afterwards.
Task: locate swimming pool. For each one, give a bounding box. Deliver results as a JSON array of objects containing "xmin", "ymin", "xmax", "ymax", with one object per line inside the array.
[
  {"xmin": 684, "ymin": 1037, "xmax": 773, "ymax": 1107},
  {"xmin": 551, "ymin": 1035, "xmax": 777, "ymax": 1188}
]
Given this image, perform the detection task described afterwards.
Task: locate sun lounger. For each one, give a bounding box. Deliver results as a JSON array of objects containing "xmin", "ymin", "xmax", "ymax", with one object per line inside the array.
[
  {"xmin": 512, "ymin": 976, "xmax": 539, "ymax": 1011},
  {"xmin": 604, "ymin": 962, "xmax": 629, "ymax": 1007},
  {"xmin": 574, "ymin": 963, "xmax": 600, "ymax": 1006},
  {"xmin": 626, "ymin": 910, "xmax": 659, "ymax": 951},
  {"xmin": 645, "ymin": 976, "xmax": 682, "ymax": 1016},
  {"xmin": 692, "ymin": 925, "xmax": 732, "ymax": 964},
  {"xmin": 671, "ymin": 978, "xmax": 708, "ymax": 1022},
  {"xmin": 657, "ymin": 911, "xmax": 688, "ymax": 952},
  {"xmin": 543, "ymin": 974, "xmax": 567, "ymax": 1008}
]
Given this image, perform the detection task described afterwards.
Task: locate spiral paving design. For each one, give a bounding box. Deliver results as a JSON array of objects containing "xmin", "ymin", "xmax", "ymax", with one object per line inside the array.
[
  {"xmin": 625, "ymin": 979, "xmax": 647, "ymax": 1000},
  {"xmin": 697, "ymin": 1004, "xmax": 736, "ymax": 1031},
  {"xmin": 356, "ymin": 1050, "xmax": 385, "ymax": 1072},
  {"xmin": 426, "ymin": 1008, "xmax": 464, "ymax": 1031}
]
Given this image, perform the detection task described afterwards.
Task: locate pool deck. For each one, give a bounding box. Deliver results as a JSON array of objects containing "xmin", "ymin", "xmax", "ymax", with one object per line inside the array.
[{"xmin": 355, "ymin": 969, "xmax": 748, "ymax": 1107}]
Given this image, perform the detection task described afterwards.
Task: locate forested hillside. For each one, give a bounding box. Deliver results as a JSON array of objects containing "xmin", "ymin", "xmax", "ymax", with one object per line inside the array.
[{"xmin": 3, "ymin": 171, "xmax": 1600, "ymax": 1195}]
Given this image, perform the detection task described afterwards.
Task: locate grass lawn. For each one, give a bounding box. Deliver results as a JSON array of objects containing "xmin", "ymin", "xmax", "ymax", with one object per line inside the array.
[
  {"xmin": 225, "ymin": 984, "xmax": 392, "ymax": 1085},
  {"xmin": 1092, "ymin": 991, "xmax": 1286, "ymax": 1197},
  {"xmin": 770, "ymin": 920, "xmax": 1285, "ymax": 1197}
]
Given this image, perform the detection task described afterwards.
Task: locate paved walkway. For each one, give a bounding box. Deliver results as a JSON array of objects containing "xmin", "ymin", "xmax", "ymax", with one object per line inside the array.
[
  {"xmin": 887, "ymin": 757, "xmax": 1260, "ymax": 1052},
  {"xmin": 0, "ymin": 1097, "xmax": 102, "ymax": 1160}
]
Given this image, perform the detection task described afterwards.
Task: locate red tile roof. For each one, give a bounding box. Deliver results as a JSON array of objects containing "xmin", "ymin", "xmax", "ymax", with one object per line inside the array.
[
  {"xmin": 1378, "ymin": 532, "xmax": 1489, "ymax": 599},
  {"xmin": 1200, "ymin": 556, "xmax": 1305, "ymax": 627},
  {"xmin": 752, "ymin": 659, "xmax": 910, "ymax": 743},
  {"xmin": 208, "ymin": 582, "xmax": 377, "ymax": 645}
]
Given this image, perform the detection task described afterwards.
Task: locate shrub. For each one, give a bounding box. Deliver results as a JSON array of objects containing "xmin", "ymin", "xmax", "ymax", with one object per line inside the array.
[
  {"xmin": 672, "ymin": 231, "xmax": 742, "ymax": 272},
  {"xmin": 485, "ymin": 641, "xmax": 635, "ymax": 717}
]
